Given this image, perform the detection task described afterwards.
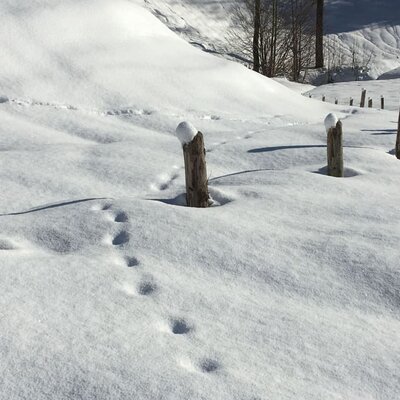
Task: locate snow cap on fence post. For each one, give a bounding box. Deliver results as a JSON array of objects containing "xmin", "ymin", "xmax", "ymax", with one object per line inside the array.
[
  {"xmin": 324, "ymin": 113, "xmax": 339, "ymax": 133},
  {"xmin": 176, "ymin": 121, "xmax": 198, "ymax": 146}
]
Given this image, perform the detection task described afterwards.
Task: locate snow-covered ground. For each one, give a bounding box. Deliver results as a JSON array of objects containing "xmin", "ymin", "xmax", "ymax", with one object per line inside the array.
[
  {"xmin": 0, "ymin": 1, "xmax": 399, "ymax": 399},
  {"xmin": 145, "ymin": 0, "xmax": 400, "ymax": 79},
  {"xmin": 305, "ymin": 78, "xmax": 400, "ymax": 111}
]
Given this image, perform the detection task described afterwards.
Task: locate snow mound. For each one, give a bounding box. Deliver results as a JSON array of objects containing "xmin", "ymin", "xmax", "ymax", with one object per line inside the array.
[
  {"xmin": 324, "ymin": 113, "xmax": 339, "ymax": 132},
  {"xmin": 146, "ymin": 0, "xmax": 400, "ymax": 79},
  {"xmin": 176, "ymin": 121, "xmax": 198, "ymax": 145},
  {"xmin": 0, "ymin": 0, "xmax": 326, "ymax": 121}
]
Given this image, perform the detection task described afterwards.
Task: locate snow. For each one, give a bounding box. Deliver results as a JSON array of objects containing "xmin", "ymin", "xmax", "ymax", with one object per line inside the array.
[
  {"xmin": 305, "ymin": 79, "xmax": 400, "ymax": 111},
  {"xmin": 145, "ymin": 0, "xmax": 400, "ymax": 79},
  {"xmin": 324, "ymin": 113, "xmax": 339, "ymax": 132},
  {"xmin": 378, "ymin": 67, "xmax": 400, "ymax": 80},
  {"xmin": 0, "ymin": 1, "xmax": 400, "ymax": 399},
  {"xmin": 176, "ymin": 121, "xmax": 198, "ymax": 145}
]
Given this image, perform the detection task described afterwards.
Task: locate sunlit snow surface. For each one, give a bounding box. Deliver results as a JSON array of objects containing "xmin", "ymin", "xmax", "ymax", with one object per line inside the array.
[{"xmin": 0, "ymin": 1, "xmax": 399, "ymax": 399}]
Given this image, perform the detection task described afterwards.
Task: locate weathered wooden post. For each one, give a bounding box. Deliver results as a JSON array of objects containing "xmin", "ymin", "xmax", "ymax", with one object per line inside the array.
[
  {"xmin": 324, "ymin": 113, "xmax": 344, "ymax": 177},
  {"xmin": 360, "ymin": 88, "xmax": 366, "ymax": 107},
  {"xmin": 381, "ymin": 96, "xmax": 384, "ymax": 110},
  {"xmin": 176, "ymin": 122, "xmax": 209, "ymax": 208},
  {"xmin": 322, "ymin": 95, "xmax": 326, "ymax": 102},
  {"xmin": 335, "ymin": 98, "xmax": 338, "ymax": 105},
  {"xmin": 396, "ymin": 108, "xmax": 400, "ymax": 159},
  {"xmin": 368, "ymin": 98, "xmax": 373, "ymax": 108},
  {"xmin": 350, "ymin": 97, "xmax": 354, "ymax": 106}
]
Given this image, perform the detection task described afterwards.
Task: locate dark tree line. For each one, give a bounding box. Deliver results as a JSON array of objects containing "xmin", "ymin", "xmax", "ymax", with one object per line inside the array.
[{"xmin": 229, "ymin": 0, "xmax": 324, "ymax": 81}]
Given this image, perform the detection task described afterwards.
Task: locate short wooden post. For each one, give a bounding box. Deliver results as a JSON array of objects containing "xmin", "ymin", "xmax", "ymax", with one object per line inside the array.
[
  {"xmin": 327, "ymin": 121, "xmax": 344, "ymax": 177},
  {"xmin": 360, "ymin": 89, "xmax": 366, "ymax": 107},
  {"xmin": 368, "ymin": 98, "xmax": 373, "ymax": 108},
  {"xmin": 335, "ymin": 99, "xmax": 338, "ymax": 105},
  {"xmin": 396, "ymin": 108, "xmax": 400, "ymax": 159},
  {"xmin": 322, "ymin": 95, "xmax": 326, "ymax": 102},
  {"xmin": 381, "ymin": 96, "xmax": 384, "ymax": 110},
  {"xmin": 350, "ymin": 97, "xmax": 354, "ymax": 106},
  {"xmin": 181, "ymin": 132, "xmax": 209, "ymax": 208}
]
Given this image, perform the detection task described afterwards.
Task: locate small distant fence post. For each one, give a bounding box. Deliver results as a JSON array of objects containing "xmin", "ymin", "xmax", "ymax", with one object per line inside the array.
[
  {"xmin": 335, "ymin": 99, "xmax": 338, "ymax": 105},
  {"xmin": 381, "ymin": 96, "xmax": 384, "ymax": 110},
  {"xmin": 360, "ymin": 89, "xmax": 366, "ymax": 107},
  {"xmin": 350, "ymin": 97, "xmax": 353, "ymax": 106},
  {"xmin": 396, "ymin": 108, "xmax": 400, "ymax": 160},
  {"xmin": 322, "ymin": 95, "xmax": 326, "ymax": 102},
  {"xmin": 368, "ymin": 98, "xmax": 373, "ymax": 108},
  {"xmin": 327, "ymin": 121, "xmax": 344, "ymax": 177}
]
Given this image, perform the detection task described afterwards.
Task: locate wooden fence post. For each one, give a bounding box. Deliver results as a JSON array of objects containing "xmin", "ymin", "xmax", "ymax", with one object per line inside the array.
[
  {"xmin": 396, "ymin": 108, "xmax": 400, "ymax": 159},
  {"xmin": 322, "ymin": 95, "xmax": 326, "ymax": 102},
  {"xmin": 176, "ymin": 122, "xmax": 209, "ymax": 208},
  {"xmin": 335, "ymin": 99, "xmax": 338, "ymax": 105},
  {"xmin": 350, "ymin": 97, "xmax": 353, "ymax": 106},
  {"xmin": 360, "ymin": 89, "xmax": 366, "ymax": 107},
  {"xmin": 368, "ymin": 98, "xmax": 373, "ymax": 108},
  {"xmin": 381, "ymin": 96, "xmax": 384, "ymax": 110},
  {"xmin": 327, "ymin": 121, "xmax": 344, "ymax": 177}
]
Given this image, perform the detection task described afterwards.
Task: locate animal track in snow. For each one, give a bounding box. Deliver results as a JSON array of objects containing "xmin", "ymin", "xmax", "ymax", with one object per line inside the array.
[
  {"xmin": 104, "ymin": 108, "xmax": 153, "ymax": 116},
  {"xmin": 114, "ymin": 211, "xmax": 128, "ymax": 223},
  {"xmin": 101, "ymin": 203, "xmax": 113, "ymax": 211},
  {"xmin": 171, "ymin": 318, "xmax": 192, "ymax": 335},
  {"xmin": 125, "ymin": 256, "xmax": 139, "ymax": 267},
  {"xmin": 0, "ymin": 239, "xmax": 16, "ymax": 250},
  {"xmin": 138, "ymin": 279, "xmax": 157, "ymax": 296},
  {"xmin": 199, "ymin": 358, "xmax": 221, "ymax": 373},
  {"xmin": 159, "ymin": 173, "xmax": 179, "ymax": 191},
  {"xmin": 112, "ymin": 231, "xmax": 130, "ymax": 246}
]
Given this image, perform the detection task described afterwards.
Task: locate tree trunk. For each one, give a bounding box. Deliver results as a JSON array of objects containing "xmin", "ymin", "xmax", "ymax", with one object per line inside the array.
[
  {"xmin": 316, "ymin": 0, "xmax": 324, "ymax": 68},
  {"xmin": 396, "ymin": 108, "xmax": 400, "ymax": 159},
  {"xmin": 182, "ymin": 132, "xmax": 209, "ymax": 208},
  {"xmin": 253, "ymin": 0, "xmax": 261, "ymax": 73}
]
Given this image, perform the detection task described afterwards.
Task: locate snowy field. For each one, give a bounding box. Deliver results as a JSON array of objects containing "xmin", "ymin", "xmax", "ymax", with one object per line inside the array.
[
  {"xmin": 305, "ymin": 78, "xmax": 400, "ymax": 111},
  {"xmin": 0, "ymin": 1, "xmax": 400, "ymax": 399}
]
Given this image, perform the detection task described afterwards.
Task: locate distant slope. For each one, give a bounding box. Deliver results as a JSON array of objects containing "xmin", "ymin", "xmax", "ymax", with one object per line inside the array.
[
  {"xmin": 0, "ymin": 0, "xmax": 323, "ymax": 120},
  {"xmin": 145, "ymin": 0, "xmax": 400, "ymax": 79},
  {"xmin": 378, "ymin": 66, "xmax": 400, "ymax": 80}
]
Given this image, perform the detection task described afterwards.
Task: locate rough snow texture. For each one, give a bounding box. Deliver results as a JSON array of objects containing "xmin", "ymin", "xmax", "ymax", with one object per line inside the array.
[
  {"xmin": 0, "ymin": 1, "xmax": 399, "ymax": 400},
  {"xmin": 324, "ymin": 113, "xmax": 339, "ymax": 132},
  {"xmin": 176, "ymin": 121, "xmax": 198, "ymax": 145}
]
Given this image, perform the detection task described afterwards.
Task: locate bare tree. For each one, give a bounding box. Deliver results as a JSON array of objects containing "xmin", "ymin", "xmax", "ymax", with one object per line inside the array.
[
  {"xmin": 253, "ymin": 0, "xmax": 261, "ymax": 72},
  {"xmin": 228, "ymin": 0, "xmax": 315, "ymax": 81},
  {"xmin": 315, "ymin": 0, "xmax": 324, "ymax": 68}
]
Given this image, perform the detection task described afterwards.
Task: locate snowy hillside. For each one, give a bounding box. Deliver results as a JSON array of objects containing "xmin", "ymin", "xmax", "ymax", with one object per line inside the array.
[
  {"xmin": 145, "ymin": 0, "xmax": 400, "ymax": 78},
  {"xmin": 0, "ymin": 1, "xmax": 399, "ymax": 399}
]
